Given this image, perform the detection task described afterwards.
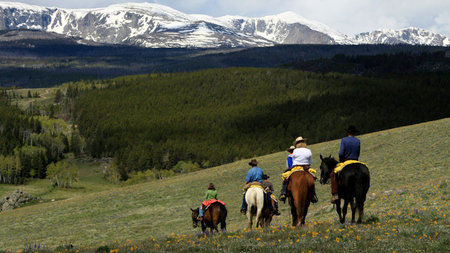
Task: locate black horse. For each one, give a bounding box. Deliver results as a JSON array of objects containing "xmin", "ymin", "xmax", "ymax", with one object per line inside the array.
[
  {"xmin": 191, "ymin": 202, "xmax": 227, "ymax": 233},
  {"xmin": 319, "ymin": 155, "xmax": 370, "ymax": 224}
]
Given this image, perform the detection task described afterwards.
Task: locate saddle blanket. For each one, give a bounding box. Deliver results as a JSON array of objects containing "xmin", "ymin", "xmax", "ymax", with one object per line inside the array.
[
  {"xmin": 202, "ymin": 199, "xmax": 226, "ymax": 210},
  {"xmin": 242, "ymin": 182, "xmax": 266, "ymax": 193},
  {"xmin": 281, "ymin": 166, "xmax": 317, "ymax": 181},
  {"xmin": 334, "ymin": 160, "xmax": 368, "ymax": 174}
]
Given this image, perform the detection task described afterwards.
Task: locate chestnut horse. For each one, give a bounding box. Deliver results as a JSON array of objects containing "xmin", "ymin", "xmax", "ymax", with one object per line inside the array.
[
  {"xmin": 191, "ymin": 202, "xmax": 227, "ymax": 233},
  {"xmin": 287, "ymin": 171, "xmax": 316, "ymax": 226}
]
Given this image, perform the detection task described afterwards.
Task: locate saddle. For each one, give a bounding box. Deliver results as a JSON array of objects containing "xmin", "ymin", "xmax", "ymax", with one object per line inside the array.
[
  {"xmin": 334, "ymin": 160, "xmax": 368, "ymax": 174},
  {"xmin": 281, "ymin": 166, "xmax": 317, "ymax": 181},
  {"xmin": 242, "ymin": 181, "xmax": 265, "ymax": 193},
  {"xmin": 202, "ymin": 199, "xmax": 226, "ymax": 211}
]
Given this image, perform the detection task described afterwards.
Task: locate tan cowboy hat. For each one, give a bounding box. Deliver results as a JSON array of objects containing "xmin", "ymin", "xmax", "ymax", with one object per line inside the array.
[
  {"xmin": 286, "ymin": 145, "xmax": 295, "ymax": 152},
  {"xmin": 294, "ymin": 136, "xmax": 307, "ymax": 144},
  {"xmin": 248, "ymin": 159, "xmax": 258, "ymax": 166}
]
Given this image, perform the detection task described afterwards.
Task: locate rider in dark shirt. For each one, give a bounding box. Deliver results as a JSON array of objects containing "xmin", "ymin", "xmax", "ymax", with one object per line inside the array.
[{"xmin": 331, "ymin": 125, "xmax": 360, "ymax": 203}]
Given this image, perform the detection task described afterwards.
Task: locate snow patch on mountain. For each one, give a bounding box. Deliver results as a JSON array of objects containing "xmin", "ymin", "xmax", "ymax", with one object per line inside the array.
[
  {"xmin": 0, "ymin": 2, "xmax": 448, "ymax": 48},
  {"xmin": 353, "ymin": 27, "xmax": 450, "ymax": 46}
]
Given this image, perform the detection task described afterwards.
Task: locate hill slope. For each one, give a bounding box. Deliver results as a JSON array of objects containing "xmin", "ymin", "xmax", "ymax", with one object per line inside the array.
[{"xmin": 0, "ymin": 118, "xmax": 448, "ymax": 251}]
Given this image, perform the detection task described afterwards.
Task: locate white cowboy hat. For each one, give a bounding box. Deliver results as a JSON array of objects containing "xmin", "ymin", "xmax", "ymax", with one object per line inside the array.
[{"xmin": 294, "ymin": 136, "xmax": 307, "ymax": 144}]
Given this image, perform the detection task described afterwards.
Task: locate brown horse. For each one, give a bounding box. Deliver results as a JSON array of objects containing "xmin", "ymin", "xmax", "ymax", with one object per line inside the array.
[
  {"xmin": 257, "ymin": 201, "xmax": 274, "ymax": 228},
  {"xmin": 287, "ymin": 171, "xmax": 316, "ymax": 227},
  {"xmin": 191, "ymin": 202, "xmax": 227, "ymax": 233}
]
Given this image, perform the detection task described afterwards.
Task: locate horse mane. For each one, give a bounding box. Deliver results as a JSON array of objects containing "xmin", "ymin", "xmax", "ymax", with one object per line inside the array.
[{"xmin": 323, "ymin": 155, "xmax": 338, "ymax": 167}]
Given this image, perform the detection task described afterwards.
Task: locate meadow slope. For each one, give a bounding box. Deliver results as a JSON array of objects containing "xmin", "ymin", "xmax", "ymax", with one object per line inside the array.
[{"xmin": 0, "ymin": 118, "xmax": 448, "ymax": 252}]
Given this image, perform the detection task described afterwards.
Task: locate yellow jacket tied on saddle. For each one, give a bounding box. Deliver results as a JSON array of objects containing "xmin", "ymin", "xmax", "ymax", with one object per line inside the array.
[
  {"xmin": 281, "ymin": 166, "xmax": 317, "ymax": 181},
  {"xmin": 334, "ymin": 160, "xmax": 368, "ymax": 173}
]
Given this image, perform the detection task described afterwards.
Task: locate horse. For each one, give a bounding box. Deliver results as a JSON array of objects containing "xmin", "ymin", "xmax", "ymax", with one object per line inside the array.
[
  {"xmin": 319, "ymin": 155, "xmax": 370, "ymax": 224},
  {"xmin": 191, "ymin": 202, "xmax": 227, "ymax": 233},
  {"xmin": 287, "ymin": 170, "xmax": 316, "ymax": 227},
  {"xmin": 257, "ymin": 194, "xmax": 276, "ymax": 228},
  {"xmin": 245, "ymin": 186, "xmax": 267, "ymax": 229}
]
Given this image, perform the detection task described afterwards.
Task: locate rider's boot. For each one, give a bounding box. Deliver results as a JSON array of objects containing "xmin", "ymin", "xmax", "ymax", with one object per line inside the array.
[
  {"xmin": 330, "ymin": 194, "xmax": 339, "ymax": 204},
  {"xmin": 312, "ymin": 192, "xmax": 318, "ymax": 203},
  {"xmin": 279, "ymin": 181, "xmax": 287, "ymax": 203},
  {"xmin": 330, "ymin": 172, "xmax": 339, "ymax": 204}
]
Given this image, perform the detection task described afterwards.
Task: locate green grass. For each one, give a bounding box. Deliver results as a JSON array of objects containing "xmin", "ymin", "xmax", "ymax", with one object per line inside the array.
[
  {"xmin": 0, "ymin": 156, "xmax": 117, "ymax": 203},
  {"xmin": 7, "ymin": 87, "xmax": 57, "ymax": 110},
  {"xmin": 0, "ymin": 118, "xmax": 448, "ymax": 252}
]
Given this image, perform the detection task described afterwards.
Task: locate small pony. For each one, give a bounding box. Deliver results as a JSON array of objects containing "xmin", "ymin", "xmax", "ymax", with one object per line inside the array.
[{"xmin": 191, "ymin": 201, "xmax": 227, "ymax": 233}]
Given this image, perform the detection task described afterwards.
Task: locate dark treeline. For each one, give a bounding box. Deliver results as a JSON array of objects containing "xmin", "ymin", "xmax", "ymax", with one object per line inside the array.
[
  {"xmin": 284, "ymin": 51, "xmax": 450, "ymax": 76},
  {"xmin": 1, "ymin": 41, "xmax": 447, "ymax": 88},
  {"xmin": 73, "ymin": 67, "xmax": 450, "ymax": 180}
]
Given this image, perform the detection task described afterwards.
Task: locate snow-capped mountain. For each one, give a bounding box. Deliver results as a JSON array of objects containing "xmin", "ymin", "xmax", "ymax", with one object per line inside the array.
[
  {"xmin": 216, "ymin": 12, "xmax": 355, "ymax": 45},
  {"xmin": 0, "ymin": 2, "xmax": 274, "ymax": 48},
  {"xmin": 353, "ymin": 27, "xmax": 450, "ymax": 46},
  {"xmin": 0, "ymin": 2, "xmax": 448, "ymax": 48}
]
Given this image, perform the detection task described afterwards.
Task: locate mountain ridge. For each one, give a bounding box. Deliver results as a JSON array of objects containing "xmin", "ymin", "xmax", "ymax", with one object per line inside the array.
[{"xmin": 0, "ymin": 1, "xmax": 449, "ymax": 48}]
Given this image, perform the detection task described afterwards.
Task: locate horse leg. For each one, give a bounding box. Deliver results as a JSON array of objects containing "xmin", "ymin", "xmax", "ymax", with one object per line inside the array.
[
  {"xmin": 300, "ymin": 201, "xmax": 310, "ymax": 226},
  {"xmin": 247, "ymin": 211, "xmax": 253, "ymax": 229},
  {"xmin": 290, "ymin": 204, "xmax": 298, "ymax": 227},
  {"xmin": 341, "ymin": 199, "xmax": 349, "ymax": 224},
  {"xmin": 350, "ymin": 198, "xmax": 356, "ymax": 224},
  {"xmin": 255, "ymin": 207, "xmax": 263, "ymax": 228},
  {"xmin": 356, "ymin": 199, "xmax": 365, "ymax": 224},
  {"xmin": 335, "ymin": 199, "xmax": 343, "ymax": 224},
  {"xmin": 201, "ymin": 221, "xmax": 206, "ymax": 233},
  {"xmin": 220, "ymin": 218, "xmax": 226, "ymax": 232}
]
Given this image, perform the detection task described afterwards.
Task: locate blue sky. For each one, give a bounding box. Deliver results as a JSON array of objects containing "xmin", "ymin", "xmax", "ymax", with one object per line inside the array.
[{"xmin": 10, "ymin": 0, "xmax": 450, "ymax": 37}]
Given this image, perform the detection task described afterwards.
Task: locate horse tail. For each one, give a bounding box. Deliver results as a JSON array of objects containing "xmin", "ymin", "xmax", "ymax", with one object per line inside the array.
[
  {"xmin": 255, "ymin": 189, "xmax": 264, "ymax": 228},
  {"xmin": 355, "ymin": 164, "xmax": 370, "ymax": 223},
  {"xmin": 290, "ymin": 172, "xmax": 312, "ymax": 226},
  {"xmin": 220, "ymin": 204, "xmax": 227, "ymax": 231}
]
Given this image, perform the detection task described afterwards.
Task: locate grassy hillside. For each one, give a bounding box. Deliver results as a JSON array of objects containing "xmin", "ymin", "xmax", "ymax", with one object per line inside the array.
[
  {"xmin": 0, "ymin": 118, "xmax": 448, "ymax": 252},
  {"xmin": 0, "ymin": 156, "xmax": 117, "ymax": 204}
]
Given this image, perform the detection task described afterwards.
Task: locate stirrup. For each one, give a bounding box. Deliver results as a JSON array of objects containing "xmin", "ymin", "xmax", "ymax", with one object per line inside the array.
[
  {"xmin": 330, "ymin": 194, "xmax": 339, "ymax": 204},
  {"xmin": 279, "ymin": 194, "xmax": 286, "ymax": 203},
  {"xmin": 312, "ymin": 194, "xmax": 318, "ymax": 203}
]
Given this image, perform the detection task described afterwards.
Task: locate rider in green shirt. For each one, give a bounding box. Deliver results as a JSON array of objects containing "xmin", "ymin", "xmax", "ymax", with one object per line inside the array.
[
  {"xmin": 199, "ymin": 183, "xmax": 217, "ymax": 220},
  {"xmin": 205, "ymin": 184, "xmax": 218, "ymax": 200}
]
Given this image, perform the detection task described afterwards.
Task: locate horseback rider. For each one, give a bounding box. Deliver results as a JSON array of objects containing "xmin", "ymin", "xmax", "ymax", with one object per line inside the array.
[
  {"xmin": 280, "ymin": 136, "xmax": 318, "ymax": 203},
  {"xmin": 262, "ymin": 174, "xmax": 279, "ymax": 214},
  {"xmin": 198, "ymin": 183, "xmax": 218, "ymax": 220},
  {"xmin": 241, "ymin": 159, "xmax": 280, "ymax": 216},
  {"xmin": 286, "ymin": 145, "xmax": 295, "ymax": 169},
  {"xmin": 330, "ymin": 125, "xmax": 360, "ymax": 203}
]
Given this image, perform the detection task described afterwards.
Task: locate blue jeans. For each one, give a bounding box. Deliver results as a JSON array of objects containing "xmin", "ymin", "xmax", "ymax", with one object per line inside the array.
[{"xmin": 199, "ymin": 206, "xmax": 203, "ymax": 217}]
